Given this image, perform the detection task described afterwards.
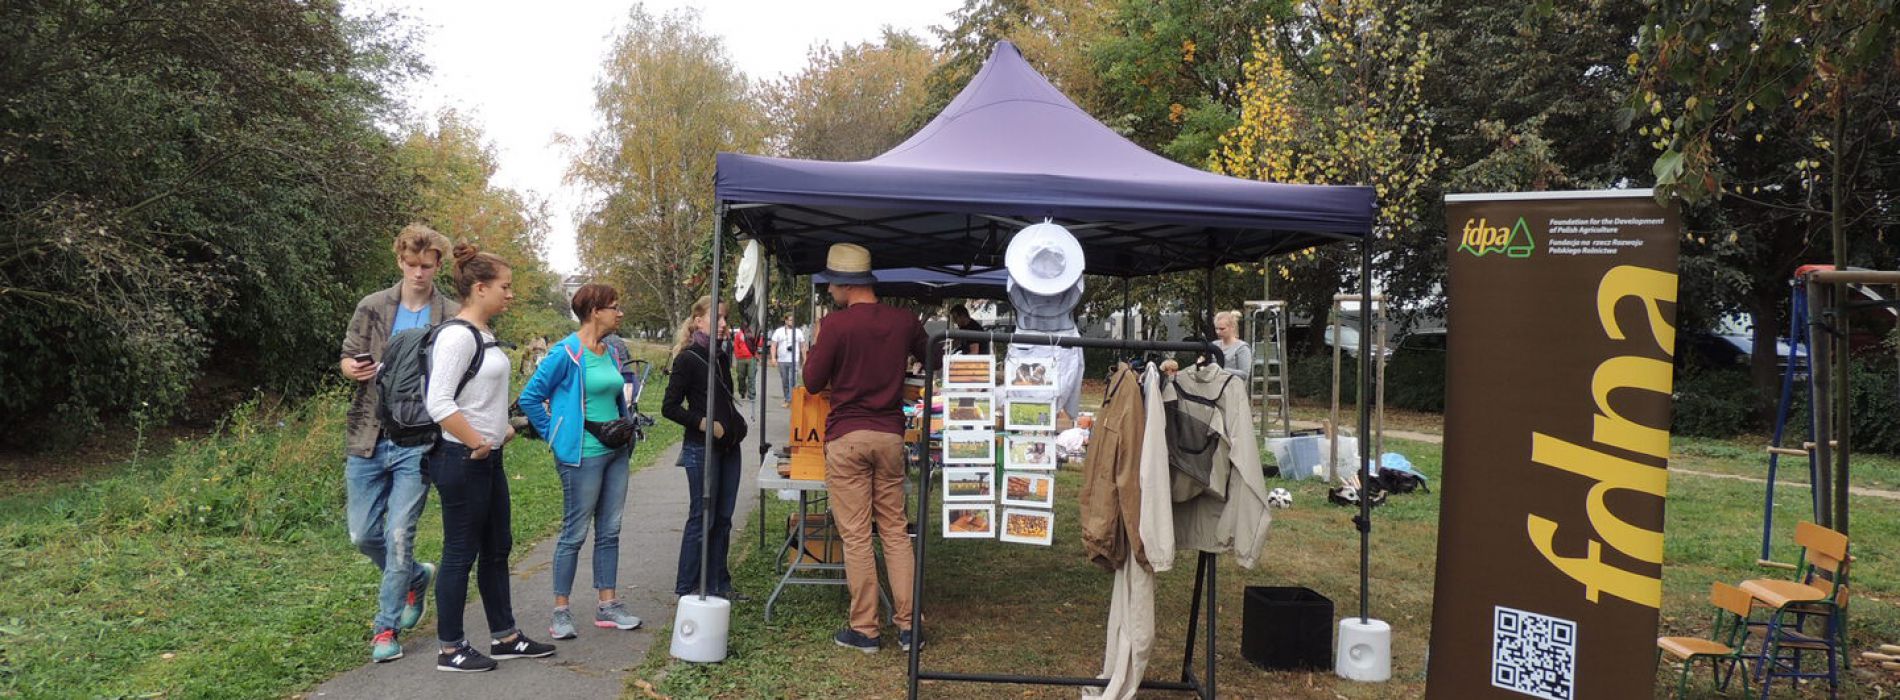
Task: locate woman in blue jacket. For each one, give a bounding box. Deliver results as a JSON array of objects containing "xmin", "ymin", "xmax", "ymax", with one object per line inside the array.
[{"xmin": 517, "ymin": 283, "xmax": 644, "ymax": 640}]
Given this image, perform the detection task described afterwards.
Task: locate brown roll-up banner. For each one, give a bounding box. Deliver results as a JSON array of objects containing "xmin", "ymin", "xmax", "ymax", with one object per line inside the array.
[{"xmin": 1426, "ymin": 190, "xmax": 1680, "ymax": 700}]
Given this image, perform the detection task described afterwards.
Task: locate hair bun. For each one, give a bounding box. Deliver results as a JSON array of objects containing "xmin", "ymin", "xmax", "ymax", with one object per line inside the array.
[{"xmin": 453, "ymin": 242, "xmax": 481, "ymax": 267}]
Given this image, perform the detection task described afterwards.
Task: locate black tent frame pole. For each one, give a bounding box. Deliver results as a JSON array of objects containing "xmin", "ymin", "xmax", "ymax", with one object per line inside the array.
[
  {"xmin": 908, "ymin": 330, "xmax": 1223, "ymax": 700},
  {"xmin": 699, "ymin": 205, "xmax": 729, "ymax": 601},
  {"xmin": 1357, "ymin": 231, "xmax": 1373, "ymax": 622}
]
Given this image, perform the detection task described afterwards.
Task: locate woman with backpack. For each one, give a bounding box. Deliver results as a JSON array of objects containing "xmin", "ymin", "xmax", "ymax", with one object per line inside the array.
[
  {"xmin": 425, "ymin": 242, "xmax": 556, "ymax": 672},
  {"xmin": 662, "ymin": 295, "xmax": 749, "ymax": 600},
  {"xmin": 516, "ymin": 283, "xmax": 644, "ymax": 641}
]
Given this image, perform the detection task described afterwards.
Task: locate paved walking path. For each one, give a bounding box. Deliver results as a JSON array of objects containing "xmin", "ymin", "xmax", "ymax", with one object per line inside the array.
[{"xmin": 308, "ymin": 382, "xmax": 791, "ymax": 699}]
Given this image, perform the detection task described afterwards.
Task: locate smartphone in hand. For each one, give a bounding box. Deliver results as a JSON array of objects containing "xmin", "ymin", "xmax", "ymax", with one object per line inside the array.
[{"xmin": 352, "ymin": 353, "xmax": 373, "ymax": 364}]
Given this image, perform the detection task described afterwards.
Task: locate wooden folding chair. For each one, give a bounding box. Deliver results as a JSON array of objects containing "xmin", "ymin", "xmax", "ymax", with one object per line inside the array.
[
  {"xmin": 1740, "ymin": 521, "xmax": 1849, "ymax": 699},
  {"xmin": 1658, "ymin": 582, "xmax": 1756, "ymax": 697}
]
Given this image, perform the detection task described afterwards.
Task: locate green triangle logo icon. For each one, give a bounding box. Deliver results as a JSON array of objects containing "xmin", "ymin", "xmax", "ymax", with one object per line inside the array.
[{"xmin": 1505, "ymin": 218, "xmax": 1535, "ymax": 258}]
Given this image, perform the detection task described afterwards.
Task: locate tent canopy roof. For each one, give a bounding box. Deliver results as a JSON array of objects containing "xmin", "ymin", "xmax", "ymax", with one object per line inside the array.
[
  {"xmin": 715, "ymin": 41, "xmax": 1373, "ymax": 278},
  {"xmin": 812, "ymin": 266, "xmax": 1009, "ymax": 301}
]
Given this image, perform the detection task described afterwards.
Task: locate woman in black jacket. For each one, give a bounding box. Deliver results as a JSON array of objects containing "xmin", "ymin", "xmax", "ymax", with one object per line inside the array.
[{"xmin": 661, "ymin": 295, "xmax": 749, "ymax": 599}]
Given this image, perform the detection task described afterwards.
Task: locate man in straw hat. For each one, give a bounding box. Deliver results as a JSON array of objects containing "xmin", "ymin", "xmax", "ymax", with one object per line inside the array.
[{"xmin": 802, "ymin": 242, "xmax": 928, "ymax": 654}]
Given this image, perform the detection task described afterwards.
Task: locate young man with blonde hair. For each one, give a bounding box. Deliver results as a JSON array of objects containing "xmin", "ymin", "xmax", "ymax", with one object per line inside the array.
[{"xmin": 338, "ymin": 223, "xmax": 461, "ymax": 662}]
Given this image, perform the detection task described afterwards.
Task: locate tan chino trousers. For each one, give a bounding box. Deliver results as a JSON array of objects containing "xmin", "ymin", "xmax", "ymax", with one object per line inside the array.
[{"xmin": 824, "ymin": 430, "xmax": 914, "ymax": 636}]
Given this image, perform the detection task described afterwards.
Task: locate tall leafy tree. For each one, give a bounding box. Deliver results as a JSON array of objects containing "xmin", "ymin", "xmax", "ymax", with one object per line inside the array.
[
  {"xmin": 396, "ymin": 109, "xmax": 565, "ymax": 343},
  {"xmin": 566, "ymin": 5, "xmax": 766, "ymax": 333},
  {"xmin": 1632, "ymin": 0, "xmax": 1900, "ymax": 416},
  {"xmin": 1209, "ymin": 1, "xmax": 1441, "ymax": 341},
  {"xmin": 0, "ymin": 0, "xmax": 420, "ymax": 445},
  {"xmin": 766, "ymin": 29, "xmax": 938, "ymax": 161}
]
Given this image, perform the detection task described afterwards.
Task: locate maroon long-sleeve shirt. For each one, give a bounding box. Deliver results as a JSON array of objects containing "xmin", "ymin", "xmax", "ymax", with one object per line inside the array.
[{"xmin": 803, "ymin": 301, "xmax": 929, "ymax": 440}]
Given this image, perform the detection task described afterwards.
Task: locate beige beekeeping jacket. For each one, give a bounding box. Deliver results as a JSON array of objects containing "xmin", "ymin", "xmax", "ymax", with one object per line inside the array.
[{"xmin": 1165, "ymin": 362, "xmax": 1272, "ymax": 568}]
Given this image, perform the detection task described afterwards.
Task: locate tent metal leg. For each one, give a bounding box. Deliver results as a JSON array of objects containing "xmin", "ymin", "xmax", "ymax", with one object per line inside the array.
[
  {"xmin": 697, "ymin": 205, "xmax": 728, "ymax": 601},
  {"xmin": 1357, "ymin": 230, "xmax": 1374, "ymax": 622}
]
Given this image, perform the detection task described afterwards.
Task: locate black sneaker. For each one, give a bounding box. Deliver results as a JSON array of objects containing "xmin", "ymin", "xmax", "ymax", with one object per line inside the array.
[
  {"xmin": 490, "ymin": 633, "xmax": 556, "ymax": 659},
  {"xmin": 899, "ymin": 628, "xmax": 922, "ymax": 652},
  {"xmin": 834, "ymin": 627, "xmax": 879, "ymax": 654},
  {"xmin": 436, "ymin": 642, "xmax": 497, "ymax": 672}
]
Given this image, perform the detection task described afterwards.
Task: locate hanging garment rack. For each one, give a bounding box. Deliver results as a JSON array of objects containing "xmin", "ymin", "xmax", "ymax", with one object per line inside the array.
[{"xmin": 909, "ymin": 329, "xmax": 1226, "ymax": 700}]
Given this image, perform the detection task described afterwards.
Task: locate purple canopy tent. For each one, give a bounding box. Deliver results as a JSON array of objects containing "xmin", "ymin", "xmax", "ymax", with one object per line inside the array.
[
  {"xmin": 716, "ymin": 43, "xmax": 1372, "ymax": 277},
  {"xmin": 697, "ymin": 41, "xmax": 1379, "ymax": 699},
  {"xmin": 812, "ymin": 266, "xmax": 1009, "ymax": 301}
]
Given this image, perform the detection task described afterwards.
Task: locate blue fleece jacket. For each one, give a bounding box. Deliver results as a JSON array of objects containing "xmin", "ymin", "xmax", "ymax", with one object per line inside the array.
[{"xmin": 517, "ymin": 333, "xmax": 628, "ymax": 466}]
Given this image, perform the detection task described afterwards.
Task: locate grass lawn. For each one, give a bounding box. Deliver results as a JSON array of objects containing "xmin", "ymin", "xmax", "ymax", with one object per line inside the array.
[
  {"xmin": 0, "ymin": 369, "xmax": 682, "ymax": 699},
  {"xmin": 632, "ymin": 430, "xmax": 1900, "ymax": 698}
]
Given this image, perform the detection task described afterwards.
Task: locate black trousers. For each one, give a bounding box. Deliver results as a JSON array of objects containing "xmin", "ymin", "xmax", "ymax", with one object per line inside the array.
[{"xmin": 430, "ymin": 441, "xmax": 517, "ymax": 645}]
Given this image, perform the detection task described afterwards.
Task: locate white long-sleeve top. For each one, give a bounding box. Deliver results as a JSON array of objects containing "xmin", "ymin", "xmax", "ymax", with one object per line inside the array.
[{"xmin": 425, "ymin": 323, "xmax": 511, "ymax": 447}]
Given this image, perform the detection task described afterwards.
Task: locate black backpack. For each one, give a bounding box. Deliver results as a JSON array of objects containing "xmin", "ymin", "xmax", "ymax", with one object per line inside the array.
[{"xmin": 377, "ymin": 319, "xmax": 492, "ymax": 447}]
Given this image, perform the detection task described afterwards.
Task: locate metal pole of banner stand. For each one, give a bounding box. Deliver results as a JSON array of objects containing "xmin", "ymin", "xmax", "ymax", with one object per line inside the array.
[{"xmin": 909, "ymin": 330, "xmax": 1223, "ymax": 700}]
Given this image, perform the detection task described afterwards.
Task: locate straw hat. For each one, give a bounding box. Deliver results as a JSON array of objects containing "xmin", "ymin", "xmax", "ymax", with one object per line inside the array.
[
  {"xmin": 1005, "ymin": 222, "xmax": 1084, "ymax": 296},
  {"xmin": 822, "ymin": 243, "xmax": 877, "ymax": 285}
]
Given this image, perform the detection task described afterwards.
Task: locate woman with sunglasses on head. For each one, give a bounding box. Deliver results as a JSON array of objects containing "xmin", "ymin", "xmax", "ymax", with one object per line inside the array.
[
  {"xmin": 426, "ymin": 243, "xmax": 556, "ymax": 672},
  {"xmin": 517, "ymin": 283, "xmax": 644, "ymax": 641}
]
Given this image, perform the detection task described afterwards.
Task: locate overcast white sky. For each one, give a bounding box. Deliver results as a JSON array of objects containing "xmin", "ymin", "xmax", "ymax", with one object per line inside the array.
[{"xmin": 353, "ymin": 0, "xmax": 964, "ymax": 274}]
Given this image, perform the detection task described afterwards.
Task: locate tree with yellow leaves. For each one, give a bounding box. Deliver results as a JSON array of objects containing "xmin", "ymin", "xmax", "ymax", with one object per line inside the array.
[
  {"xmin": 1210, "ymin": 1, "xmax": 1440, "ymax": 338},
  {"xmin": 566, "ymin": 6, "xmax": 766, "ymax": 334}
]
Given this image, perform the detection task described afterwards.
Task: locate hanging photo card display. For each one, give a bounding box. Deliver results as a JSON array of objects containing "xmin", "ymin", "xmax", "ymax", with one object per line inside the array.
[
  {"xmin": 1001, "ymin": 471, "xmax": 1056, "ymax": 509},
  {"xmin": 944, "ymin": 354, "xmax": 995, "ymax": 390},
  {"xmin": 1003, "ymin": 434, "xmax": 1057, "ymax": 470},
  {"xmin": 943, "ymin": 503, "xmax": 996, "ymax": 539},
  {"xmin": 943, "ymin": 391, "xmax": 995, "ymax": 428},
  {"xmin": 942, "ymin": 428, "xmax": 996, "ymax": 465},
  {"xmin": 999, "ymin": 508, "xmax": 1054, "ymax": 546},
  {"xmin": 1004, "ymin": 357, "xmax": 1057, "ymax": 389},
  {"xmin": 942, "ymin": 467, "xmax": 996, "ymax": 501},
  {"xmin": 1003, "ymin": 396, "xmax": 1059, "ymax": 432}
]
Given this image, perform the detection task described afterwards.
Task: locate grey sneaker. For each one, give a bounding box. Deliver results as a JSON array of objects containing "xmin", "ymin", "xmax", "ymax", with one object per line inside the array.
[
  {"xmin": 595, "ymin": 600, "xmax": 643, "ymax": 630},
  {"xmin": 549, "ymin": 607, "xmax": 577, "ymax": 640}
]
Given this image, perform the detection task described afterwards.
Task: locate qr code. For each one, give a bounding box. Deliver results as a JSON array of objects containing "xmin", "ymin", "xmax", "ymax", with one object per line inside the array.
[{"xmin": 1491, "ymin": 605, "xmax": 1576, "ymax": 700}]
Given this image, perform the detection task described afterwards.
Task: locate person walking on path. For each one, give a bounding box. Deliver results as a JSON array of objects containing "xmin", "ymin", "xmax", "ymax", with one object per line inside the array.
[
  {"xmin": 426, "ymin": 243, "xmax": 557, "ymax": 672},
  {"xmin": 338, "ymin": 223, "xmax": 458, "ymax": 663},
  {"xmin": 731, "ymin": 324, "xmax": 758, "ymax": 401},
  {"xmin": 768, "ymin": 312, "xmax": 807, "ymax": 407},
  {"xmin": 662, "ymin": 296, "xmax": 750, "ymax": 599},
  {"xmin": 802, "ymin": 243, "xmax": 928, "ymax": 653},
  {"xmin": 517, "ymin": 283, "xmax": 645, "ymax": 641}
]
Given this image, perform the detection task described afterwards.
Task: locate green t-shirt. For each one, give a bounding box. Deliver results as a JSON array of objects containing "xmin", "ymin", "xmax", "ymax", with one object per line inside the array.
[{"xmin": 582, "ymin": 347, "xmax": 623, "ymax": 457}]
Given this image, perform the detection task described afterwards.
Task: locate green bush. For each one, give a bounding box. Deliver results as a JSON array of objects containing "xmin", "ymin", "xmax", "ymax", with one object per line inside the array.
[
  {"xmin": 1385, "ymin": 348, "xmax": 1446, "ymax": 413},
  {"xmin": 1289, "ymin": 353, "xmax": 1358, "ymax": 403},
  {"xmin": 1671, "ymin": 367, "xmax": 1761, "ymax": 438}
]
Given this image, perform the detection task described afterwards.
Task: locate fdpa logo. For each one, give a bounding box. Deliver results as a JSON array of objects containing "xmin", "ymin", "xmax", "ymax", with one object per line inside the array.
[{"xmin": 1458, "ymin": 217, "xmax": 1535, "ymax": 258}]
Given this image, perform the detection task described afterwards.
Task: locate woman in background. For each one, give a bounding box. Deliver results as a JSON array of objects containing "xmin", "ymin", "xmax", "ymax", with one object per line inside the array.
[
  {"xmin": 661, "ymin": 296, "xmax": 749, "ymax": 600},
  {"xmin": 1211, "ymin": 310, "xmax": 1253, "ymax": 380}
]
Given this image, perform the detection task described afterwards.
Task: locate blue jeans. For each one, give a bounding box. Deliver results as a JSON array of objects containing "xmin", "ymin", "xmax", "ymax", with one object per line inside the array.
[
  {"xmin": 676, "ymin": 441, "xmax": 741, "ymax": 596},
  {"xmin": 553, "ymin": 447, "xmax": 631, "ymax": 598},
  {"xmin": 344, "ymin": 439, "xmax": 431, "ymax": 633},
  {"xmin": 430, "ymin": 441, "xmax": 517, "ymax": 645},
  {"xmin": 778, "ymin": 362, "xmax": 797, "ymax": 399}
]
